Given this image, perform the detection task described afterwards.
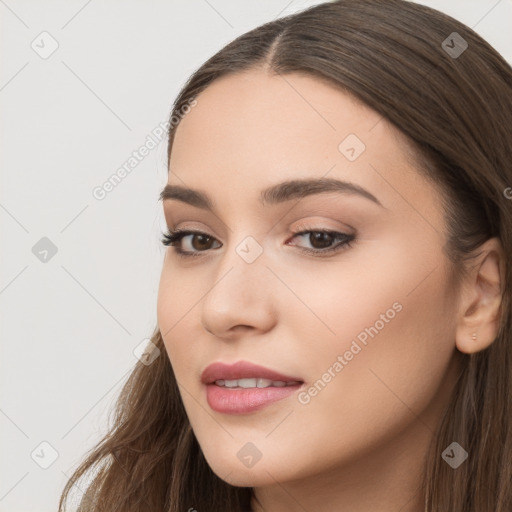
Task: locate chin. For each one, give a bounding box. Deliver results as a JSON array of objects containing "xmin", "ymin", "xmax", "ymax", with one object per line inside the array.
[
  {"xmin": 203, "ymin": 452, "xmax": 290, "ymax": 487},
  {"xmin": 219, "ymin": 471, "xmax": 268, "ymax": 488}
]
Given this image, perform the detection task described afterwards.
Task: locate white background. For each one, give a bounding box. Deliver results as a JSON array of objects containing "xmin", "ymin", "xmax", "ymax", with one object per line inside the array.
[{"xmin": 1, "ymin": 1, "xmax": 511, "ymax": 510}]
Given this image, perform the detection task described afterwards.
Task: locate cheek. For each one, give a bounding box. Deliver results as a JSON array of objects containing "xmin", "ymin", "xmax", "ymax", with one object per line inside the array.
[
  {"xmin": 279, "ymin": 241, "xmax": 457, "ymax": 446},
  {"xmin": 157, "ymin": 260, "xmax": 201, "ymax": 331},
  {"xmin": 296, "ymin": 257, "xmax": 455, "ymax": 424},
  {"xmin": 156, "ymin": 264, "xmax": 195, "ymax": 366}
]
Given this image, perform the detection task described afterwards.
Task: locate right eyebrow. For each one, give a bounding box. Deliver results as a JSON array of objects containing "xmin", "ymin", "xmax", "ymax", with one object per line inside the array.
[{"xmin": 159, "ymin": 177, "xmax": 384, "ymax": 211}]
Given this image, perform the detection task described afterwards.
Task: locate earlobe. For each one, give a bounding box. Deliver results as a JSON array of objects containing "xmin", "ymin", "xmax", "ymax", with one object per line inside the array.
[{"xmin": 454, "ymin": 237, "xmax": 505, "ymax": 354}]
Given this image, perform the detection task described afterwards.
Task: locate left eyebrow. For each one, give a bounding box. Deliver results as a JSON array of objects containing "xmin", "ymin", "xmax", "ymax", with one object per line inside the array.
[{"xmin": 159, "ymin": 177, "xmax": 384, "ymax": 211}]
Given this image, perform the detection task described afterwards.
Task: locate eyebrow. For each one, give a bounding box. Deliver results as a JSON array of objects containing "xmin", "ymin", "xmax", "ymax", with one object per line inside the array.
[{"xmin": 159, "ymin": 177, "xmax": 384, "ymax": 210}]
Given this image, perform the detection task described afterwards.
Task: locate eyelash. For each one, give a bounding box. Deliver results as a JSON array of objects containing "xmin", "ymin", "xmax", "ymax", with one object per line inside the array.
[{"xmin": 161, "ymin": 227, "xmax": 355, "ymax": 259}]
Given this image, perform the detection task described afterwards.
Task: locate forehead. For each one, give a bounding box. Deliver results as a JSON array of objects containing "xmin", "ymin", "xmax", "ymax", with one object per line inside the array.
[
  {"xmin": 170, "ymin": 69, "xmax": 381, "ymax": 177},
  {"xmin": 168, "ymin": 69, "xmax": 442, "ymax": 226}
]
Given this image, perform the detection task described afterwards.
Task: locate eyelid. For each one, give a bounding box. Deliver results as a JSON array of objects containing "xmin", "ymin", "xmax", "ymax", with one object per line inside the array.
[
  {"xmin": 161, "ymin": 225, "xmax": 356, "ymax": 259},
  {"xmin": 290, "ymin": 219, "xmax": 355, "ymax": 237}
]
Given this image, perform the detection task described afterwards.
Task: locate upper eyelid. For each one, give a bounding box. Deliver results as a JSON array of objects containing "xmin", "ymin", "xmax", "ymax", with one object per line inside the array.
[
  {"xmin": 164, "ymin": 228, "xmax": 355, "ymax": 259},
  {"xmin": 170, "ymin": 226, "xmax": 351, "ymax": 237},
  {"xmin": 167, "ymin": 227, "xmax": 353, "ymax": 247},
  {"xmin": 169, "ymin": 215, "xmax": 354, "ymax": 234}
]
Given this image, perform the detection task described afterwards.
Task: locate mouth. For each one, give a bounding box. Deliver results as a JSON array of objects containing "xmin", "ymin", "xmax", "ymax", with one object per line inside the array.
[
  {"xmin": 213, "ymin": 378, "xmax": 302, "ymax": 389},
  {"xmin": 201, "ymin": 360, "xmax": 305, "ymax": 414},
  {"xmin": 201, "ymin": 360, "xmax": 304, "ymax": 385}
]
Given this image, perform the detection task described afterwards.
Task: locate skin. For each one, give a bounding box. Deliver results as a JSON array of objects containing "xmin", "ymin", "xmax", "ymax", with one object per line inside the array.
[{"xmin": 157, "ymin": 68, "xmax": 504, "ymax": 512}]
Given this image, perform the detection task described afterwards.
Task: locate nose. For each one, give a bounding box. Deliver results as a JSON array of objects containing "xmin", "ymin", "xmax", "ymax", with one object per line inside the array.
[{"xmin": 200, "ymin": 239, "xmax": 278, "ymax": 338}]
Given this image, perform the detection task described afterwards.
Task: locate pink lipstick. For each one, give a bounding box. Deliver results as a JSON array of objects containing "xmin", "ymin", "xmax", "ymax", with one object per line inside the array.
[{"xmin": 201, "ymin": 360, "xmax": 304, "ymax": 414}]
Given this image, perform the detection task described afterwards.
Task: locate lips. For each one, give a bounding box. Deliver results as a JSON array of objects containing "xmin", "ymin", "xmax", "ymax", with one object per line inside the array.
[
  {"xmin": 201, "ymin": 360, "xmax": 303, "ymax": 385},
  {"xmin": 202, "ymin": 360, "xmax": 304, "ymax": 414}
]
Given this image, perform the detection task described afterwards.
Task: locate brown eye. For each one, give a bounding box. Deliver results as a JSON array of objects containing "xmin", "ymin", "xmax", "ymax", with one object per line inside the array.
[
  {"xmin": 162, "ymin": 228, "xmax": 354, "ymax": 259},
  {"xmin": 308, "ymin": 231, "xmax": 335, "ymax": 249},
  {"xmin": 161, "ymin": 229, "xmax": 222, "ymax": 256},
  {"xmin": 191, "ymin": 234, "xmax": 215, "ymax": 250},
  {"xmin": 288, "ymin": 229, "xmax": 355, "ymax": 256}
]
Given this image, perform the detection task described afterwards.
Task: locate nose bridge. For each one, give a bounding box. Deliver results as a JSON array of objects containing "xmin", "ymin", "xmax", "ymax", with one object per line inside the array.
[
  {"xmin": 200, "ymin": 232, "xmax": 276, "ymax": 335},
  {"xmin": 208, "ymin": 232, "xmax": 269, "ymax": 306}
]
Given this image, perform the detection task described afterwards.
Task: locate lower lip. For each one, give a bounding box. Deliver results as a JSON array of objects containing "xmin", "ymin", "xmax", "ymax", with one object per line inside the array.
[{"xmin": 205, "ymin": 383, "xmax": 303, "ymax": 414}]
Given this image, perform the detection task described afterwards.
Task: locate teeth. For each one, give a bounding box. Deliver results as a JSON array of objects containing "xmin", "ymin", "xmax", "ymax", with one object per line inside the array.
[
  {"xmin": 214, "ymin": 378, "xmax": 300, "ymax": 388},
  {"xmin": 256, "ymin": 378, "xmax": 273, "ymax": 388}
]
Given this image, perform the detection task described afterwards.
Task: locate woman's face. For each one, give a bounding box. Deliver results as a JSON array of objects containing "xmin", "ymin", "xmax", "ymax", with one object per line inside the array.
[{"xmin": 157, "ymin": 69, "xmax": 463, "ymax": 487}]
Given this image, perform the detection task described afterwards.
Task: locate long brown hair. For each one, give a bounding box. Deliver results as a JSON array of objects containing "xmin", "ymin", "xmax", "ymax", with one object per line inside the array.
[{"xmin": 59, "ymin": 1, "xmax": 512, "ymax": 510}]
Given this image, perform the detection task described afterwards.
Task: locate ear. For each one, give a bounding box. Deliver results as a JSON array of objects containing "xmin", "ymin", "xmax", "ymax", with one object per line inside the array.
[{"xmin": 455, "ymin": 237, "xmax": 505, "ymax": 354}]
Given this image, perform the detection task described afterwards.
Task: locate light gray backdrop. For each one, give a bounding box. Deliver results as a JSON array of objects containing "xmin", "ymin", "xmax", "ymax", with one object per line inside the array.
[{"xmin": 1, "ymin": 1, "xmax": 511, "ymax": 510}]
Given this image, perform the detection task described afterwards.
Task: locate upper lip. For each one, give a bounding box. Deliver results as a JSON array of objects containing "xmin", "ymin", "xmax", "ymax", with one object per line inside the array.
[{"xmin": 201, "ymin": 360, "xmax": 304, "ymax": 384}]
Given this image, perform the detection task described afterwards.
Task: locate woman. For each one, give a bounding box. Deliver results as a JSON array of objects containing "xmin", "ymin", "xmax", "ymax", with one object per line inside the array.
[{"xmin": 59, "ymin": 0, "xmax": 512, "ymax": 510}]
